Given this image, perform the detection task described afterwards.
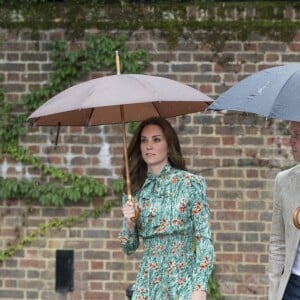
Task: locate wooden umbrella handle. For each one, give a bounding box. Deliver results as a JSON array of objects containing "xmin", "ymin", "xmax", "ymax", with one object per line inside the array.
[
  {"xmin": 293, "ymin": 207, "xmax": 300, "ymax": 230},
  {"xmin": 130, "ymin": 207, "xmax": 139, "ymax": 223}
]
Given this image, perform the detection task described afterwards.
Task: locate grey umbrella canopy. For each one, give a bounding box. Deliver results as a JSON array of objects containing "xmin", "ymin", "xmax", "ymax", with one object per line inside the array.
[
  {"xmin": 208, "ymin": 63, "xmax": 300, "ymax": 229},
  {"xmin": 208, "ymin": 63, "xmax": 300, "ymax": 122}
]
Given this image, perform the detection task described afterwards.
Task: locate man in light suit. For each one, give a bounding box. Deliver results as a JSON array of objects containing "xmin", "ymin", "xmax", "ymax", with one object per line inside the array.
[{"xmin": 268, "ymin": 121, "xmax": 300, "ymax": 300}]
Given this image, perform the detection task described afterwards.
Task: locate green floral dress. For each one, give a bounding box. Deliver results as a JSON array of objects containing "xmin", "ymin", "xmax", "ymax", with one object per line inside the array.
[{"xmin": 119, "ymin": 163, "xmax": 214, "ymax": 300}]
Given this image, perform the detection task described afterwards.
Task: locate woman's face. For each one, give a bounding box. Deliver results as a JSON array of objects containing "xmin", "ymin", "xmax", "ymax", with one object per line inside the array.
[{"xmin": 140, "ymin": 124, "xmax": 168, "ymax": 174}]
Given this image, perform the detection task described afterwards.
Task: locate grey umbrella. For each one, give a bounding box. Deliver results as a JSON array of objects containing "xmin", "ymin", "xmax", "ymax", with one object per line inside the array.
[
  {"xmin": 208, "ymin": 63, "xmax": 300, "ymax": 228},
  {"xmin": 208, "ymin": 63, "xmax": 300, "ymax": 122}
]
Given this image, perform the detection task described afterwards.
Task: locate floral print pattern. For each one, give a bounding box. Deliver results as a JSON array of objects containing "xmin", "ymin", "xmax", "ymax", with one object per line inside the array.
[{"xmin": 119, "ymin": 163, "xmax": 214, "ymax": 300}]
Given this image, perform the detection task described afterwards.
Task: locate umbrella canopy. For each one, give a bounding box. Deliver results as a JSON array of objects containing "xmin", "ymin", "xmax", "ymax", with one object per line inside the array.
[
  {"xmin": 29, "ymin": 74, "xmax": 212, "ymax": 126},
  {"xmin": 208, "ymin": 63, "xmax": 300, "ymax": 229},
  {"xmin": 208, "ymin": 63, "xmax": 300, "ymax": 122},
  {"xmin": 28, "ymin": 73, "xmax": 213, "ymax": 206}
]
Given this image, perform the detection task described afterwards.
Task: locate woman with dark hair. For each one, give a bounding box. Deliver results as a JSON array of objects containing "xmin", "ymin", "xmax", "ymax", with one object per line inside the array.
[{"xmin": 119, "ymin": 117, "xmax": 214, "ymax": 300}]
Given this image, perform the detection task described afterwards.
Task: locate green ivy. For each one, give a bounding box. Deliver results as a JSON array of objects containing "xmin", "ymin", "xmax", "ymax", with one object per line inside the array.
[
  {"xmin": 0, "ymin": 34, "xmax": 150, "ymax": 268},
  {"xmin": 0, "ymin": 199, "xmax": 120, "ymax": 263},
  {"xmin": 277, "ymin": 121, "xmax": 290, "ymax": 136},
  {"xmin": 0, "ymin": 35, "xmax": 149, "ymax": 206},
  {"xmin": 23, "ymin": 35, "xmax": 149, "ymax": 112},
  {"xmin": 128, "ymin": 121, "xmax": 140, "ymax": 134},
  {"xmin": 0, "ymin": 90, "xmax": 26, "ymax": 150},
  {"xmin": 113, "ymin": 179, "xmax": 124, "ymax": 194},
  {"xmin": 207, "ymin": 269, "xmax": 223, "ymax": 300},
  {"xmin": 0, "ymin": 1, "xmax": 299, "ymax": 48}
]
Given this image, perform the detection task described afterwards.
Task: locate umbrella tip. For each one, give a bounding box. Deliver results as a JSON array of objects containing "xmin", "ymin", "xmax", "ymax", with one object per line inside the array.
[{"xmin": 115, "ymin": 51, "xmax": 121, "ymax": 75}]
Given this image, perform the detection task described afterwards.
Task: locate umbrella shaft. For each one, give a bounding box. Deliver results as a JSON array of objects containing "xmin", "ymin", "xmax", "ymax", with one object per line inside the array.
[{"xmin": 120, "ymin": 105, "xmax": 132, "ymax": 202}]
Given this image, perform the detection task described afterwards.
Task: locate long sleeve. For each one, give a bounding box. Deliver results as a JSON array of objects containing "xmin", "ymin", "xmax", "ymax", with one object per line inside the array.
[
  {"xmin": 268, "ymin": 173, "xmax": 285, "ymax": 299},
  {"xmin": 190, "ymin": 176, "xmax": 215, "ymax": 291},
  {"xmin": 118, "ymin": 194, "xmax": 140, "ymax": 255}
]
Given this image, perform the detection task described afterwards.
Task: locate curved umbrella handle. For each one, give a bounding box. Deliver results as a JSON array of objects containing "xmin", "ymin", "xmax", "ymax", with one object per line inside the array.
[
  {"xmin": 130, "ymin": 209, "xmax": 140, "ymax": 223},
  {"xmin": 293, "ymin": 207, "xmax": 300, "ymax": 229},
  {"xmin": 127, "ymin": 194, "xmax": 140, "ymax": 223}
]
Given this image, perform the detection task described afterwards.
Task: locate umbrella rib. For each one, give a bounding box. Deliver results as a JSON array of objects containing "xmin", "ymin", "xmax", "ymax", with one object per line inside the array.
[
  {"xmin": 30, "ymin": 117, "xmax": 39, "ymax": 127},
  {"xmin": 152, "ymin": 101, "xmax": 212, "ymax": 117},
  {"xmin": 152, "ymin": 102, "xmax": 163, "ymax": 117},
  {"xmin": 86, "ymin": 108, "xmax": 95, "ymax": 126},
  {"xmin": 54, "ymin": 122, "xmax": 61, "ymax": 149}
]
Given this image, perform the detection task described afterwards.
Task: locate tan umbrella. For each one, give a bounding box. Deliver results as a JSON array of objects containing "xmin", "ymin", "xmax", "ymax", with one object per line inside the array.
[{"xmin": 28, "ymin": 53, "xmax": 213, "ymax": 204}]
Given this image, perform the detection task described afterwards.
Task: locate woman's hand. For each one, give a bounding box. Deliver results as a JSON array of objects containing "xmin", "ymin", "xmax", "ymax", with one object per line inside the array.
[
  {"xmin": 191, "ymin": 290, "xmax": 207, "ymax": 300},
  {"xmin": 122, "ymin": 200, "xmax": 140, "ymax": 227}
]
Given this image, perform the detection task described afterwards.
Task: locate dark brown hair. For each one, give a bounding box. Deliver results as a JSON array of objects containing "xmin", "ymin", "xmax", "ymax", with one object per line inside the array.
[{"xmin": 124, "ymin": 117, "xmax": 186, "ymax": 195}]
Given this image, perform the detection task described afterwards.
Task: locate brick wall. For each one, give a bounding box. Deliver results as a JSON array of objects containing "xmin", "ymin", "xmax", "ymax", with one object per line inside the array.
[{"xmin": 0, "ymin": 15, "xmax": 299, "ymax": 300}]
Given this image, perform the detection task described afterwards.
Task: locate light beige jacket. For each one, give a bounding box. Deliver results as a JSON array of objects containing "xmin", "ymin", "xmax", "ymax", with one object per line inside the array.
[{"xmin": 268, "ymin": 164, "xmax": 300, "ymax": 300}]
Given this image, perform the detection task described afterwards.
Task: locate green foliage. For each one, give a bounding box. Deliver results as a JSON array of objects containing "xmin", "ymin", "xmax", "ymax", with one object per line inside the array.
[
  {"xmin": 0, "ymin": 1, "xmax": 298, "ymax": 68},
  {"xmin": 0, "ymin": 90, "xmax": 26, "ymax": 150},
  {"xmin": 0, "ymin": 34, "xmax": 150, "ymax": 265},
  {"xmin": 0, "ymin": 176, "xmax": 107, "ymax": 206},
  {"xmin": 277, "ymin": 120, "xmax": 290, "ymax": 136},
  {"xmin": 0, "ymin": 35, "xmax": 149, "ymax": 206},
  {"xmin": 1, "ymin": 1, "xmax": 299, "ymax": 51},
  {"xmin": 1, "ymin": 127, "xmax": 107, "ymax": 206},
  {"xmin": 113, "ymin": 179, "xmax": 124, "ymax": 194},
  {"xmin": 0, "ymin": 200, "xmax": 119, "ymax": 263},
  {"xmin": 207, "ymin": 269, "xmax": 223, "ymax": 300},
  {"xmin": 23, "ymin": 35, "xmax": 149, "ymax": 112},
  {"xmin": 0, "ymin": 0, "xmax": 210, "ymax": 4},
  {"xmin": 128, "ymin": 121, "xmax": 140, "ymax": 134}
]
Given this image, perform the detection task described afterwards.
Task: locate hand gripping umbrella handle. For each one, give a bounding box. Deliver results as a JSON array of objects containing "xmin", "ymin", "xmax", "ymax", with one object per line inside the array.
[{"xmin": 293, "ymin": 207, "xmax": 300, "ymax": 229}]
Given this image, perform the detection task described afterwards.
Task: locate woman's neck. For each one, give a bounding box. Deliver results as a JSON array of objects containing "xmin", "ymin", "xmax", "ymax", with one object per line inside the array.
[{"xmin": 148, "ymin": 162, "xmax": 168, "ymax": 175}]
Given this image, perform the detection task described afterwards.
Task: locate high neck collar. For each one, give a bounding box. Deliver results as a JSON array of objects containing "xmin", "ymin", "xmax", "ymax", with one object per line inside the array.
[{"xmin": 147, "ymin": 163, "xmax": 172, "ymax": 180}]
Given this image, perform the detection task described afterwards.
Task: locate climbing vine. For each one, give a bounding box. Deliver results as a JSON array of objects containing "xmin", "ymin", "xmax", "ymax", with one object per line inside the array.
[
  {"xmin": 0, "ymin": 199, "xmax": 119, "ymax": 263},
  {"xmin": 0, "ymin": 34, "xmax": 149, "ymax": 264},
  {"xmin": 0, "ymin": 35, "xmax": 149, "ymax": 206}
]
